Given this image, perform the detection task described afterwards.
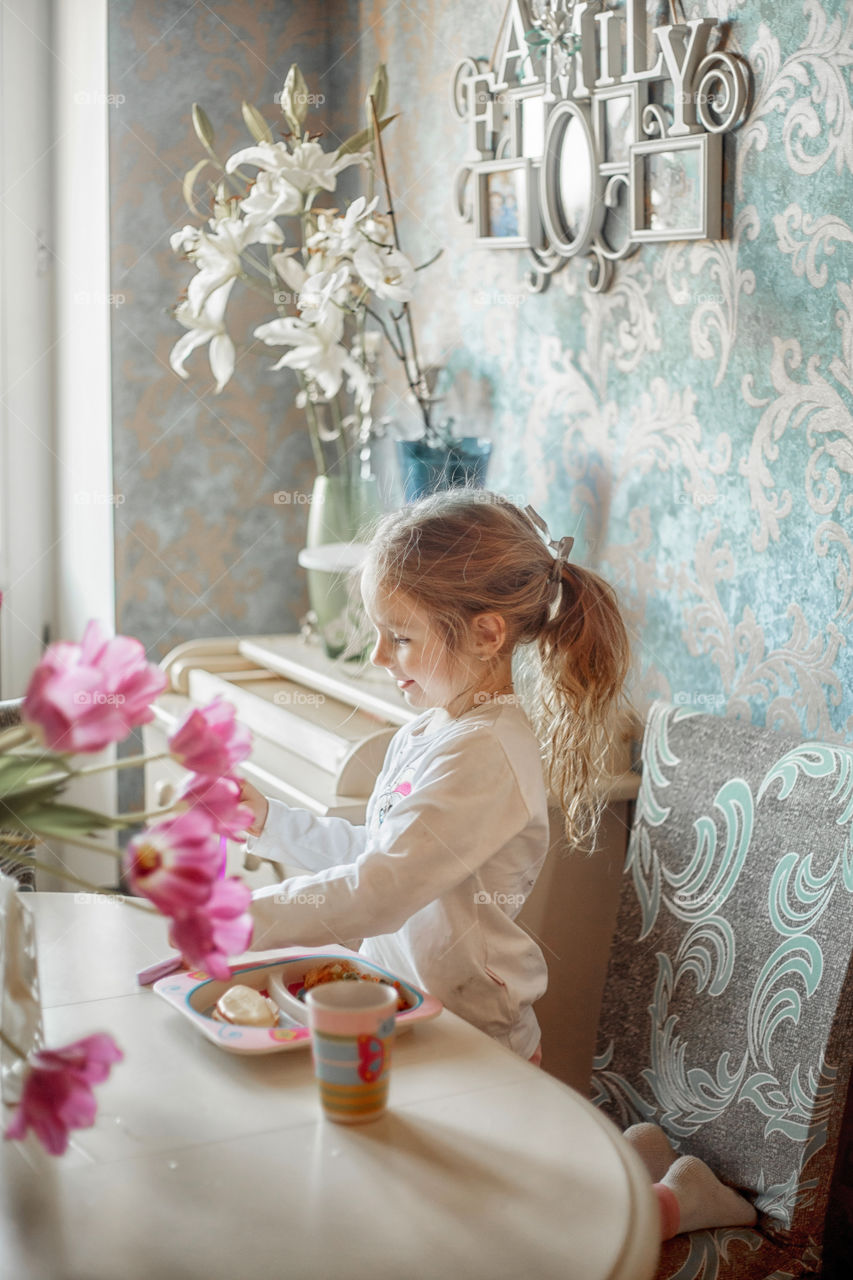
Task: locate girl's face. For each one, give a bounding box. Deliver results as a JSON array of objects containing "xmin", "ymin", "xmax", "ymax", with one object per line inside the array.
[{"xmin": 362, "ymin": 574, "xmax": 481, "ymax": 715}]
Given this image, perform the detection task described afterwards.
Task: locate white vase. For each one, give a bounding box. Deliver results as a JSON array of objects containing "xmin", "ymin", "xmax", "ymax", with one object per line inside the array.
[{"xmin": 0, "ymin": 872, "xmax": 43, "ymax": 1109}]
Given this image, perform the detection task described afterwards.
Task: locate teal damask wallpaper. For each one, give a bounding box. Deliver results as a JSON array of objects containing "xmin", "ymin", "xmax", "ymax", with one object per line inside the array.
[
  {"xmin": 356, "ymin": 0, "xmax": 853, "ymax": 740},
  {"xmin": 109, "ymin": 1, "xmax": 853, "ymax": 740}
]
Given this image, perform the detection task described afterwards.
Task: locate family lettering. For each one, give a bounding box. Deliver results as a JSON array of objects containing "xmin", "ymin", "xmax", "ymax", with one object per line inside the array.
[{"xmin": 452, "ymin": 0, "xmax": 750, "ymax": 293}]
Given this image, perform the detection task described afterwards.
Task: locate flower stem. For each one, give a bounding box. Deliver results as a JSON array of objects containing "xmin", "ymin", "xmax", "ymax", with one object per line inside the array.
[
  {"xmin": 240, "ymin": 253, "xmax": 278, "ymax": 285},
  {"xmin": 362, "ymin": 304, "xmax": 405, "ymax": 361},
  {"xmin": 73, "ymin": 752, "xmax": 170, "ymax": 777},
  {"xmin": 368, "ymin": 94, "xmax": 434, "ymax": 443},
  {"xmin": 114, "ymin": 804, "xmax": 176, "ymax": 823},
  {"xmin": 34, "ymin": 830, "xmax": 124, "ymax": 856},
  {"xmin": 328, "ymin": 393, "xmax": 349, "ymax": 478},
  {"xmin": 0, "ymin": 725, "xmax": 33, "ymax": 751},
  {"xmin": 300, "ymin": 384, "xmax": 329, "ymax": 475}
]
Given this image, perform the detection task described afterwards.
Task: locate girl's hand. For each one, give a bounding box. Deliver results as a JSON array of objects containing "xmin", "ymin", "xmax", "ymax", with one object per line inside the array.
[{"xmin": 240, "ymin": 779, "xmax": 270, "ymax": 837}]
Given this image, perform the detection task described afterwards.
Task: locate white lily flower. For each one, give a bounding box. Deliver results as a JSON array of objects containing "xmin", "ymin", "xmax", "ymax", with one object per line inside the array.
[
  {"xmin": 170, "ymin": 280, "xmax": 236, "ymax": 393},
  {"xmin": 361, "ymin": 330, "xmax": 383, "ymax": 362},
  {"xmin": 239, "ymin": 169, "xmax": 302, "ymax": 227},
  {"xmin": 298, "ymin": 266, "xmax": 350, "ymax": 324},
  {"xmin": 170, "ymin": 224, "xmax": 202, "ymax": 255},
  {"xmin": 185, "ymin": 213, "xmax": 283, "ymax": 314},
  {"xmin": 361, "ymin": 211, "xmax": 395, "ymax": 248},
  {"xmin": 272, "ymin": 251, "xmax": 306, "ymax": 294},
  {"xmin": 344, "ymin": 355, "xmax": 372, "ymax": 413},
  {"xmin": 307, "ymin": 195, "xmax": 379, "ymax": 258},
  {"xmin": 253, "ymin": 304, "xmax": 371, "ymax": 408},
  {"xmin": 353, "ymin": 242, "xmax": 415, "ymax": 301},
  {"xmin": 254, "ymin": 314, "xmax": 346, "ymax": 400},
  {"xmin": 225, "ymin": 139, "xmax": 365, "ymax": 194},
  {"xmin": 256, "ymin": 305, "xmax": 344, "ymax": 352}
]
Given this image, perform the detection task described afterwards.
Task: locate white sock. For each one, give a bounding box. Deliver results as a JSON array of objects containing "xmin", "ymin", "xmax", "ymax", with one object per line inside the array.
[
  {"xmin": 662, "ymin": 1155, "xmax": 757, "ymax": 1234},
  {"xmin": 623, "ymin": 1123, "xmax": 680, "ymax": 1183}
]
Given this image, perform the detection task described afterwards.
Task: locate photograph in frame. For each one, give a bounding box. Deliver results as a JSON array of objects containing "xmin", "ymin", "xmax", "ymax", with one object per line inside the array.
[
  {"xmin": 486, "ymin": 167, "xmax": 525, "ymax": 239},
  {"xmin": 644, "ymin": 145, "xmax": 702, "ymax": 234}
]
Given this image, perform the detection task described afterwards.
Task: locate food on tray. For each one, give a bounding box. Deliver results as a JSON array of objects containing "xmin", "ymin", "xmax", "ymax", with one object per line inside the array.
[
  {"xmin": 213, "ymin": 984, "xmax": 279, "ymax": 1027},
  {"xmin": 302, "ymin": 959, "xmax": 410, "ymax": 1011}
]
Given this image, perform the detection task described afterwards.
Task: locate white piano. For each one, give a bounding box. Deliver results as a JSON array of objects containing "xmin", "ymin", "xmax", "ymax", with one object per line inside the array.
[
  {"xmin": 144, "ymin": 632, "xmax": 639, "ymax": 1092},
  {"xmin": 143, "ymin": 633, "xmax": 415, "ymax": 885}
]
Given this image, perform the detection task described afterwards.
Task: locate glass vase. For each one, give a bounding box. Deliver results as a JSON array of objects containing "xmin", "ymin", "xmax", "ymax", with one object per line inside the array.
[
  {"xmin": 0, "ymin": 872, "xmax": 43, "ymax": 1112},
  {"xmin": 304, "ymin": 473, "xmax": 382, "ymax": 660}
]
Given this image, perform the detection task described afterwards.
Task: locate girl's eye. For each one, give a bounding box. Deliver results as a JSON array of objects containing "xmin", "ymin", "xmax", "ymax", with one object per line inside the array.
[{"xmin": 392, "ymin": 635, "xmax": 409, "ymax": 646}]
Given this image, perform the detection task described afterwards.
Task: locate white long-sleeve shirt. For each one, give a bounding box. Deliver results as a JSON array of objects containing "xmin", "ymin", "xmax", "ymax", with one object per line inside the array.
[{"xmin": 246, "ymin": 697, "xmax": 550, "ymax": 1057}]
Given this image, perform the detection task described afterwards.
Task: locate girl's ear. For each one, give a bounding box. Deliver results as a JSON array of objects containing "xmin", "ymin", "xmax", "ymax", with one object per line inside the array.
[{"xmin": 470, "ymin": 611, "xmax": 506, "ymax": 657}]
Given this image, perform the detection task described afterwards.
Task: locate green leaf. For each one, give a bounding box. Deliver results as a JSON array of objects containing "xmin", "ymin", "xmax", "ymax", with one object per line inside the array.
[
  {"xmin": 241, "ymin": 100, "xmax": 273, "ymax": 145},
  {"xmin": 280, "ymin": 63, "xmax": 310, "ymax": 135},
  {"xmin": 6, "ymin": 801, "xmax": 126, "ymax": 838},
  {"xmin": 0, "ymin": 756, "xmax": 70, "ymax": 799},
  {"xmin": 192, "ymin": 103, "xmax": 218, "ymax": 160},
  {"xmin": 365, "ymin": 64, "xmax": 388, "ymax": 124},
  {"xmin": 182, "ymin": 157, "xmax": 212, "ymax": 216},
  {"xmin": 337, "ymin": 113, "xmax": 399, "ymax": 157}
]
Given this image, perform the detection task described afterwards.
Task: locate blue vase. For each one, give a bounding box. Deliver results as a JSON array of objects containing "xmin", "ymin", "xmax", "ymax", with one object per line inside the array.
[{"xmin": 396, "ymin": 437, "xmax": 492, "ymax": 503}]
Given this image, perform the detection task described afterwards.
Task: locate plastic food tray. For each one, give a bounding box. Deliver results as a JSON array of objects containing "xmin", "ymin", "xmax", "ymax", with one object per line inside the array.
[{"xmin": 153, "ymin": 946, "xmax": 442, "ymax": 1055}]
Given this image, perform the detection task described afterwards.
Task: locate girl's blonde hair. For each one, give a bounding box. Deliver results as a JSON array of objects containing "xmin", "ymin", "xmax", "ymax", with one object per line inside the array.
[{"xmin": 364, "ymin": 489, "xmax": 631, "ymax": 849}]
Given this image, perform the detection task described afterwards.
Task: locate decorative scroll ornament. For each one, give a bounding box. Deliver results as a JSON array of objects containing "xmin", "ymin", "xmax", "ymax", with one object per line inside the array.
[{"xmin": 451, "ymin": 1, "xmax": 750, "ymax": 293}]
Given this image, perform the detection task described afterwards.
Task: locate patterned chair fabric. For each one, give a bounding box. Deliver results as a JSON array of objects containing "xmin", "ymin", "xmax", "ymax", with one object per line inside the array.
[
  {"xmin": 0, "ymin": 699, "xmax": 35, "ymax": 891},
  {"xmin": 591, "ymin": 702, "xmax": 853, "ymax": 1280}
]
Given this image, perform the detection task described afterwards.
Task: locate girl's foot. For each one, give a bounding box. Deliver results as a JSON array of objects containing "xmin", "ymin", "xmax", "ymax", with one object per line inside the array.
[
  {"xmin": 661, "ymin": 1155, "xmax": 757, "ymax": 1236},
  {"xmin": 623, "ymin": 1123, "xmax": 680, "ymax": 1182}
]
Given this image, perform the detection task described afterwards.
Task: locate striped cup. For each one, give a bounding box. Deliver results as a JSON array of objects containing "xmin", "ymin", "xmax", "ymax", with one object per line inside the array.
[{"xmin": 306, "ymin": 980, "xmax": 397, "ymax": 1124}]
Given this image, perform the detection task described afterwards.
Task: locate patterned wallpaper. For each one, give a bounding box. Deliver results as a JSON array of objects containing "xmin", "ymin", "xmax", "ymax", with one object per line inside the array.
[
  {"xmin": 109, "ymin": 1, "xmax": 853, "ymax": 741},
  {"xmin": 353, "ymin": 0, "xmax": 853, "ymax": 740},
  {"xmin": 107, "ymin": 0, "xmax": 360, "ymax": 660}
]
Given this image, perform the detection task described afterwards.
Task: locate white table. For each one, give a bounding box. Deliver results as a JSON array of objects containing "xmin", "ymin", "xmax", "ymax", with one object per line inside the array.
[{"xmin": 1, "ymin": 896, "xmax": 659, "ymax": 1280}]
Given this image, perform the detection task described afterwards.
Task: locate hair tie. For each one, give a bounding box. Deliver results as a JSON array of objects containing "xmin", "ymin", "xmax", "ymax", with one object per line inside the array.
[{"xmin": 524, "ymin": 505, "xmax": 575, "ymax": 582}]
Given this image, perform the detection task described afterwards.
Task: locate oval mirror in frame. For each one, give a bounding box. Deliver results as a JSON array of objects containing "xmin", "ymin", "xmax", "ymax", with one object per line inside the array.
[{"xmin": 540, "ymin": 100, "xmax": 603, "ymax": 259}]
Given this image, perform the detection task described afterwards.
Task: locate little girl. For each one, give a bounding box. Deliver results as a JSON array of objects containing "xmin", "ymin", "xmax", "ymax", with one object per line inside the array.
[{"xmin": 240, "ymin": 489, "xmax": 629, "ymax": 1062}]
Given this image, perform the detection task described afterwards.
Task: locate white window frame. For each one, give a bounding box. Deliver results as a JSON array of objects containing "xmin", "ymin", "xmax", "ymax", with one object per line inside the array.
[
  {"xmin": 0, "ymin": 0, "xmax": 57, "ymax": 698},
  {"xmin": 2, "ymin": 0, "xmax": 117, "ymax": 890}
]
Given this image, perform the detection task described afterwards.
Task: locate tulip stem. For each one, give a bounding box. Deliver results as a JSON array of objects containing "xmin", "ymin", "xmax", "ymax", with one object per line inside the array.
[
  {"xmin": 114, "ymin": 805, "xmax": 176, "ymax": 822},
  {"xmin": 73, "ymin": 752, "xmax": 170, "ymax": 777},
  {"xmin": 0, "ymin": 725, "xmax": 33, "ymax": 750},
  {"xmin": 2, "ymin": 826, "xmax": 125, "ymax": 857}
]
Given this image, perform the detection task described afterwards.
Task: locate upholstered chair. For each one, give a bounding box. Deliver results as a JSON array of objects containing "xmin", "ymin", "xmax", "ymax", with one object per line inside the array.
[{"xmin": 592, "ymin": 701, "xmax": 853, "ymax": 1279}]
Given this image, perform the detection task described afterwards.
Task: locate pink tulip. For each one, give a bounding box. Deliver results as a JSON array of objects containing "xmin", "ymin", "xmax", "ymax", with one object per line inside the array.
[
  {"xmin": 22, "ymin": 620, "xmax": 166, "ymax": 753},
  {"xmin": 168, "ymin": 877, "xmax": 254, "ymax": 980},
  {"xmin": 168, "ymin": 698, "xmax": 251, "ymax": 776},
  {"xmin": 178, "ymin": 773, "xmax": 253, "ymax": 839},
  {"xmin": 123, "ymin": 809, "xmax": 222, "ymax": 914},
  {"xmin": 4, "ymin": 1033, "xmax": 123, "ymax": 1156}
]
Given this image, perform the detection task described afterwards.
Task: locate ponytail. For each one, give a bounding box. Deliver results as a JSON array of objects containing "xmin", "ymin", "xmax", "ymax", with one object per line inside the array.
[{"xmin": 533, "ymin": 563, "xmax": 630, "ymax": 850}]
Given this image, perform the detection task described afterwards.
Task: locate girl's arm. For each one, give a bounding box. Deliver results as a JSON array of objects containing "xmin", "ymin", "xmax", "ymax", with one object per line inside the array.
[
  {"xmin": 247, "ymin": 732, "xmax": 533, "ymax": 951},
  {"xmin": 245, "ymin": 796, "xmax": 369, "ymax": 873}
]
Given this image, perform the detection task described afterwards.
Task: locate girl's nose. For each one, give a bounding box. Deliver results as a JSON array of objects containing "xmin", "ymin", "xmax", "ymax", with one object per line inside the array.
[{"xmin": 369, "ymin": 633, "xmax": 388, "ymax": 668}]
